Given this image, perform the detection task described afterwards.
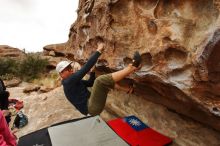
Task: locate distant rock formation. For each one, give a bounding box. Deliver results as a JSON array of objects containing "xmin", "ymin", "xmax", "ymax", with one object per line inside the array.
[
  {"xmin": 42, "ymin": 43, "xmax": 77, "ymax": 70},
  {"xmin": 0, "ymin": 45, "xmax": 25, "ymax": 58},
  {"xmin": 43, "ymin": 43, "xmax": 66, "ymax": 57},
  {"xmin": 44, "ymin": 0, "xmax": 220, "ymax": 131}
]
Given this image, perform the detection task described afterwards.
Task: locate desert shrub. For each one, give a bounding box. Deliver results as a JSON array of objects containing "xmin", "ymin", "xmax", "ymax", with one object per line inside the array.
[
  {"xmin": 0, "ymin": 58, "xmax": 18, "ymax": 76},
  {"xmin": 0, "ymin": 73, "xmax": 15, "ymax": 80},
  {"xmin": 32, "ymin": 70, "xmax": 60, "ymax": 88},
  {"xmin": 0, "ymin": 54, "xmax": 49, "ymax": 81},
  {"xmin": 18, "ymin": 54, "xmax": 49, "ymax": 81}
]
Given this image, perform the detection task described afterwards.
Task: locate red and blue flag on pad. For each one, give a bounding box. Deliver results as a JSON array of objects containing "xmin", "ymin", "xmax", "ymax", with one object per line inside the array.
[{"xmin": 107, "ymin": 115, "xmax": 172, "ymax": 146}]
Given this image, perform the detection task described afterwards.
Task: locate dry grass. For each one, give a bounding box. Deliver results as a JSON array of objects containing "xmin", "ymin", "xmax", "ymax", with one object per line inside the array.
[{"xmin": 31, "ymin": 71, "xmax": 61, "ymax": 88}]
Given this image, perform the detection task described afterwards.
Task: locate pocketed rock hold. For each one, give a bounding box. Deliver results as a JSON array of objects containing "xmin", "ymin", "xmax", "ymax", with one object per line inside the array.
[{"xmin": 148, "ymin": 20, "xmax": 157, "ymax": 34}]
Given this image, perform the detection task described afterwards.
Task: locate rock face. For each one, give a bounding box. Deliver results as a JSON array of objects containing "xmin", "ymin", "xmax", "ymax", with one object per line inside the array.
[
  {"xmin": 47, "ymin": 0, "xmax": 220, "ymax": 131},
  {"xmin": 0, "ymin": 45, "xmax": 25, "ymax": 58},
  {"xmin": 43, "ymin": 43, "xmax": 78, "ymax": 70},
  {"xmin": 43, "ymin": 43, "xmax": 66, "ymax": 57}
]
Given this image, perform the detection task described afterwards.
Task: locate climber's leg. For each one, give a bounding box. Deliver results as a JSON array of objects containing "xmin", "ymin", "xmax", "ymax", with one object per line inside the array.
[
  {"xmin": 88, "ymin": 51, "xmax": 141, "ymax": 116},
  {"xmin": 88, "ymin": 74, "xmax": 114, "ymax": 116}
]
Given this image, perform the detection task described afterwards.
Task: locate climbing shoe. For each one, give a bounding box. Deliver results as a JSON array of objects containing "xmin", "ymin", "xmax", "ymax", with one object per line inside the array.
[{"xmin": 132, "ymin": 51, "xmax": 141, "ymax": 67}]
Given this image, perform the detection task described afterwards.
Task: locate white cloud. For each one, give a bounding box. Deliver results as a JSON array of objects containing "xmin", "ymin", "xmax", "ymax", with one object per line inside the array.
[{"xmin": 0, "ymin": 0, "xmax": 78, "ymax": 52}]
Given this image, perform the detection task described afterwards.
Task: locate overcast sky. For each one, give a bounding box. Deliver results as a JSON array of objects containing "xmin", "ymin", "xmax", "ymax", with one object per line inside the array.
[{"xmin": 0, "ymin": 0, "xmax": 79, "ymax": 52}]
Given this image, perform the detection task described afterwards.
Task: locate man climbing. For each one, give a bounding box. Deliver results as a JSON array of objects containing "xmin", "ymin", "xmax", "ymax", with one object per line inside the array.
[{"xmin": 56, "ymin": 42, "xmax": 141, "ymax": 116}]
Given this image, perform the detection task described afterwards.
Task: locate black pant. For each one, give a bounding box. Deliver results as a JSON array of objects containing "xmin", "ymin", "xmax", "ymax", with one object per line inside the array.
[
  {"xmin": 0, "ymin": 91, "xmax": 9, "ymax": 110},
  {"xmin": 0, "ymin": 91, "xmax": 11, "ymax": 124}
]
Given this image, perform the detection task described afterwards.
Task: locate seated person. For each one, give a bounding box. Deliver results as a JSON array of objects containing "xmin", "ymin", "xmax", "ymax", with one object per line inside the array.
[
  {"xmin": 0, "ymin": 78, "xmax": 11, "ymax": 124},
  {"xmin": 0, "ymin": 110, "xmax": 17, "ymax": 146}
]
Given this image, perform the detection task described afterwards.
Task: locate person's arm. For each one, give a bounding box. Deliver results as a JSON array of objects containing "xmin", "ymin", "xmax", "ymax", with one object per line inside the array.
[
  {"xmin": 65, "ymin": 43, "xmax": 104, "ymax": 83},
  {"xmin": 66, "ymin": 51, "xmax": 100, "ymax": 83},
  {"xmin": 0, "ymin": 79, "xmax": 6, "ymax": 91},
  {"xmin": 0, "ymin": 135, "xmax": 7, "ymax": 146},
  {"xmin": 0, "ymin": 111, "xmax": 16, "ymax": 146},
  {"xmin": 81, "ymin": 72, "xmax": 96, "ymax": 87}
]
